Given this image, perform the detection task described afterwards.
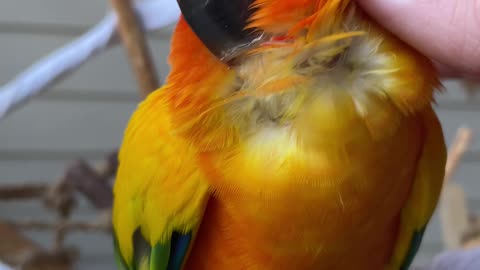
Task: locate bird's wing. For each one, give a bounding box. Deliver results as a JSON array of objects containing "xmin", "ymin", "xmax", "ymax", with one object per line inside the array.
[
  {"xmin": 388, "ymin": 107, "xmax": 446, "ymax": 270},
  {"xmin": 112, "ymin": 87, "xmax": 210, "ymax": 270}
]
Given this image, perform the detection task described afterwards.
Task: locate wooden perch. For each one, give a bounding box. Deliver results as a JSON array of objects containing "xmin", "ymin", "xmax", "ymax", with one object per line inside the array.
[
  {"xmin": 444, "ymin": 127, "xmax": 473, "ymax": 183},
  {"xmin": 439, "ymin": 127, "xmax": 474, "ymax": 249},
  {"xmin": 0, "ymin": 221, "xmax": 43, "ymax": 267},
  {"xmin": 462, "ymin": 218, "xmax": 480, "ymax": 249},
  {"xmin": 58, "ymin": 159, "xmax": 113, "ymax": 210},
  {"xmin": 0, "ymin": 221, "xmax": 74, "ymax": 270},
  {"xmin": 110, "ymin": 0, "xmax": 159, "ymax": 97},
  {"xmin": 45, "ymin": 153, "xmax": 116, "ymax": 251},
  {"xmin": 12, "ymin": 212, "xmax": 111, "ymax": 233},
  {"xmin": 0, "ymin": 184, "xmax": 46, "ymax": 200},
  {"xmin": 1, "ymin": 2, "xmax": 160, "ymax": 269},
  {"xmin": 0, "ymin": 152, "xmax": 117, "ymax": 269},
  {"xmin": 441, "ymin": 183, "xmax": 471, "ymax": 249}
]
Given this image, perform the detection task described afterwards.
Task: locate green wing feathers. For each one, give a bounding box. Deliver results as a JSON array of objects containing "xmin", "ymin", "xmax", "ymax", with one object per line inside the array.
[
  {"xmin": 112, "ymin": 89, "xmax": 210, "ymax": 270},
  {"xmin": 389, "ymin": 108, "xmax": 447, "ymax": 270},
  {"xmin": 398, "ymin": 229, "xmax": 426, "ymax": 270},
  {"xmin": 114, "ymin": 230, "xmax": 193, "ymax": 270}
]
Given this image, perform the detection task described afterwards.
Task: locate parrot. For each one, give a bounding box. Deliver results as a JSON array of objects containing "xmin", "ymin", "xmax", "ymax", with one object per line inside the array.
[{"xmin": 112, "ymin": 0, "xmax": 446, "ymax": 269}]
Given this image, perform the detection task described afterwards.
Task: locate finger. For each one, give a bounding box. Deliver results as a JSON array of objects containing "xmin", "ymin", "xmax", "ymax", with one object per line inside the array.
[{"xmin": 356, "ymin": 0, "xmax": 480, "ymax": 76}]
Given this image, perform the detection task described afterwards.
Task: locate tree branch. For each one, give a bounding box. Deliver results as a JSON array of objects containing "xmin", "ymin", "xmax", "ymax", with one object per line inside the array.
[
  {"xmin": 110, "ymin": 0, "xmax": 159, "ymax": 97},
  {"xmin": 0, "ymin": 184, "xmax": 46, "ymax": 200}
]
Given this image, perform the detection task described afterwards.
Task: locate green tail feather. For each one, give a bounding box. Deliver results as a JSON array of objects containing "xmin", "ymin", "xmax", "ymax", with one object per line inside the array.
[
  {"xmin": 114, "ymin": 230, "xmax": 193, "ymax": 270},
  {"xmin": 114, "ymin": 236, "xmax": 130, "ymax": 270},
  {"xmin": 150, "ymin": 242, "xmax": 171, "ymax": 270},
  {"xmin": 400, "ymin": 228, "xmax": 426, "ymax": 270},
  {"xmin": 167, "ymin": 232, "xmax": 193, "ymax": 270}
]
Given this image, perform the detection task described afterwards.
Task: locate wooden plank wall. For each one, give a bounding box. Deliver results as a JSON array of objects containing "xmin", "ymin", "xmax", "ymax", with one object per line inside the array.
[{"xmin": 0, "ymin": 1, "xmax": 479, "ymax": 269}]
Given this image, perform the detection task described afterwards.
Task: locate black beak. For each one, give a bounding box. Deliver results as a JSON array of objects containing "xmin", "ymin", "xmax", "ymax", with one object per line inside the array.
[{"xmin": 177, "ymin": 0, "xmax": 261, "ymax": 63}]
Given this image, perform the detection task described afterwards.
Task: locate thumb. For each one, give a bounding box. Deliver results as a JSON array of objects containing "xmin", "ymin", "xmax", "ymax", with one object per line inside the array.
[{"xmin": 356, "ymin": 0, "xmax": 480, "ymax": 77}]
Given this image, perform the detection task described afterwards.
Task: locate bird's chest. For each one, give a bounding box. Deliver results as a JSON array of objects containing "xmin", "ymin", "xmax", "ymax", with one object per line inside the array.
[{"xmin": 197, "ymin": 118, "xmax": 422, "ymax": 268}]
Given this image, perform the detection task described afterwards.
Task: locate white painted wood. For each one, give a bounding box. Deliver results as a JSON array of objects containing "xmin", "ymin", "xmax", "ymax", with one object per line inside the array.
[
  {"xmin": 0, "ymin": 100, "xmax": 137, "ymax": 151},
  {"xmin": 0, "ymin": 1, "xmax": 107, "ymax": 26},
  {"xmin": 0, "ymin": 33, "xmax": 171, "ymax": 93}
]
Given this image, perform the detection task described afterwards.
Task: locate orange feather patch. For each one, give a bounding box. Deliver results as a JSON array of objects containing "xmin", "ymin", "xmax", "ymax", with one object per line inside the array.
[{"xmin": 247, "ymin": 0, "xmax": 319, "ymax": 33}]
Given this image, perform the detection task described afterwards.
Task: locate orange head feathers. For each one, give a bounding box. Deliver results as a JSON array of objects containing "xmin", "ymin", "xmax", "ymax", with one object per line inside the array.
[{"xmin": 166, "ymin": 0, "xmax": 438, "ymax": 151}]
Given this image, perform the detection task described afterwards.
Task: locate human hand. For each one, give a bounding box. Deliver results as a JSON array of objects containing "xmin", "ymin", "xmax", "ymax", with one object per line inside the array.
[{"xmin": 356, "ymin": 0, "xmax": 480, "ymax": 79}]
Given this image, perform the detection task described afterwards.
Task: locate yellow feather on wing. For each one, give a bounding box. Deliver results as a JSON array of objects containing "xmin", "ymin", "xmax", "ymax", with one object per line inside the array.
[
  {"xmin": 112, "ymin": 87, "xmax": 210, "ymax": 266},
  {"xmin": 388, "ymin": 107, "xmax": 446, "ymax": 270}
]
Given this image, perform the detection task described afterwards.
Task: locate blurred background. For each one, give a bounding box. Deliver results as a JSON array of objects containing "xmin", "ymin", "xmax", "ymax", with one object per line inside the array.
[{"xmin": 0, "ymin": 1, "xmax": 478, "ymax": 269}]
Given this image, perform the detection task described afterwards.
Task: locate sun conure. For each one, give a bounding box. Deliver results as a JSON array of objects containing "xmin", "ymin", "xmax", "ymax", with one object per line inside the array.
[{"xmin": 112, "ymin": 0, "xmax": 446, "ymax": 269}]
